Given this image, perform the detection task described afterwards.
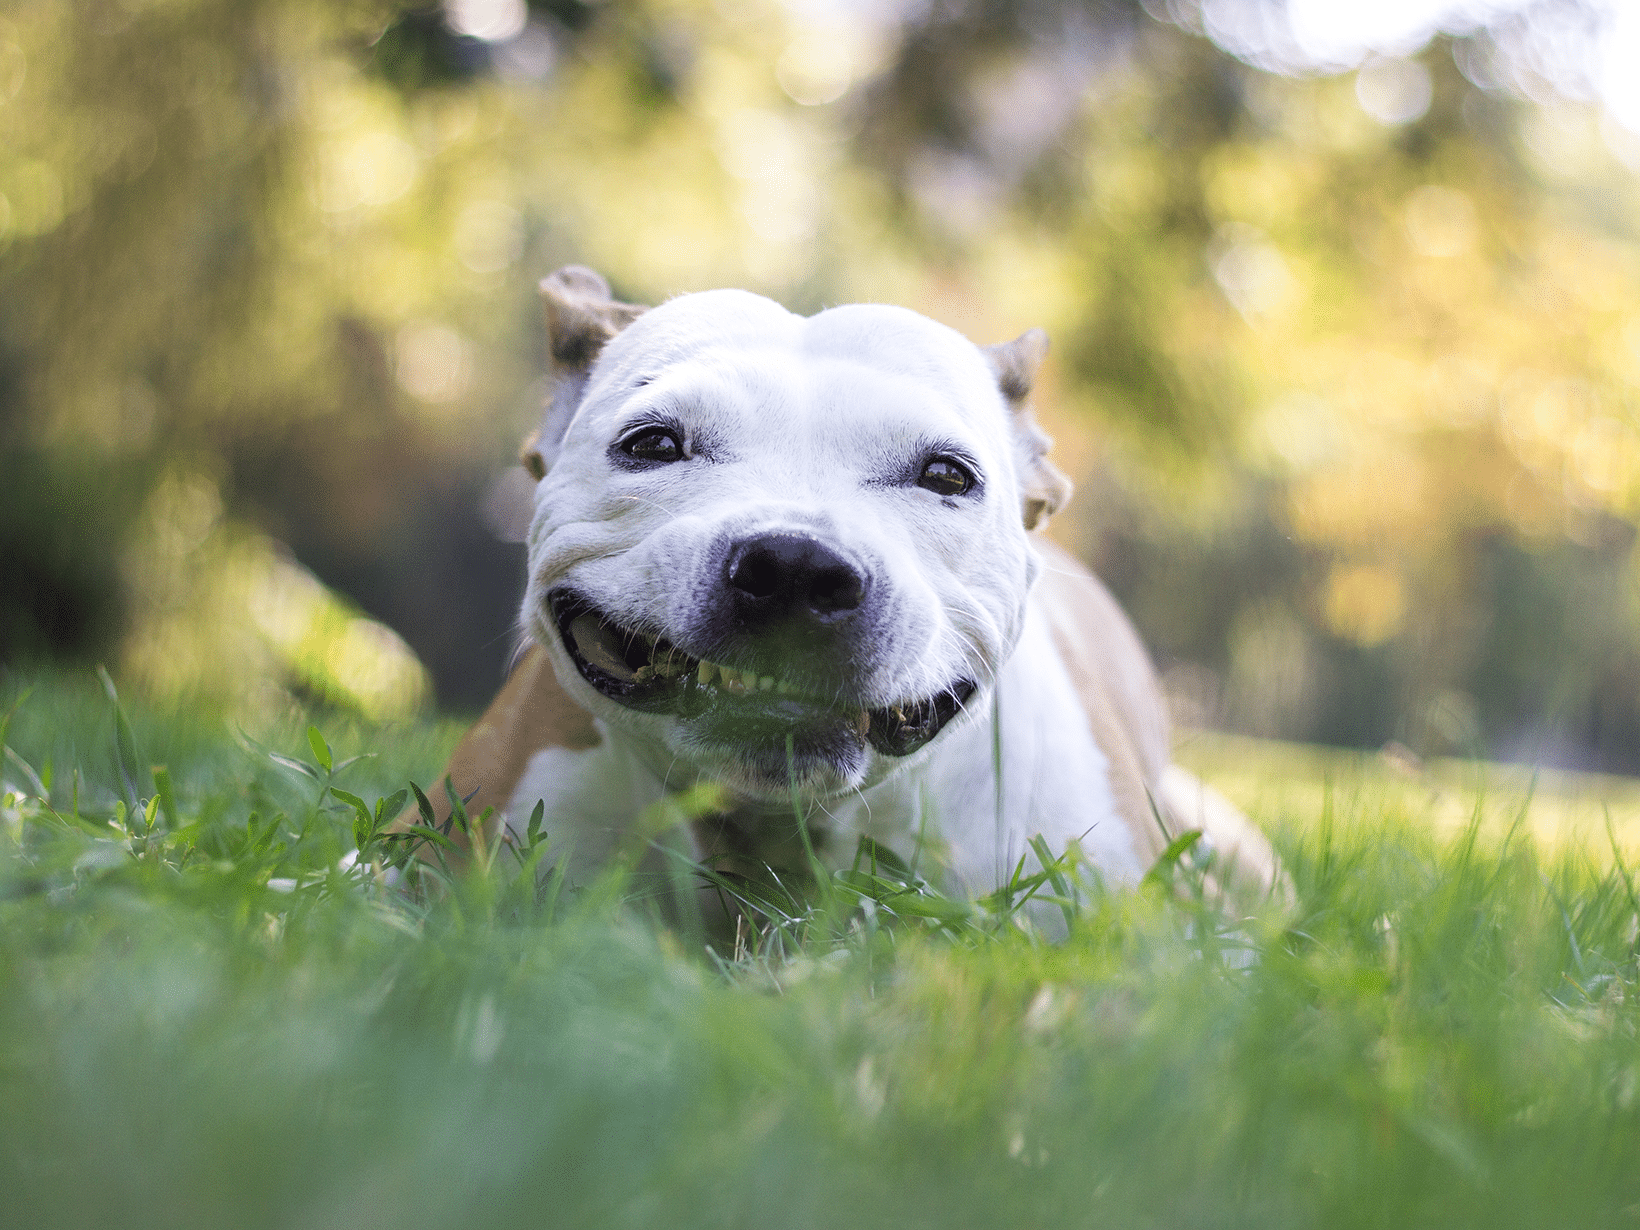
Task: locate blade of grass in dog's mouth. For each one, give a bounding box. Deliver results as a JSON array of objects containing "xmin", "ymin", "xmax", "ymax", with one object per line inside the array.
[{"xmin": 550, "ymin": 589, "xmax": 975, "ymax": 754}]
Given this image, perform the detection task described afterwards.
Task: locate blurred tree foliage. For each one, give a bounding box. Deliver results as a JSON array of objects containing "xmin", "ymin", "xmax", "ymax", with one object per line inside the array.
[{"xmin": 3, "ymin": 0, "xmax": 1639, "ymax": 767}]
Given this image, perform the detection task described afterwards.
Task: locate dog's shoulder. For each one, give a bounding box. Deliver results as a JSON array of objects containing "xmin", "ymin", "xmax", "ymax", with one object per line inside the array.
[
  {"xmin": 1030, "ymin": 541, "xmax": 1285, "ymax": 900},
  {"xmin": 396, "ymin": 644, "xmax": 600, "ymax": 853},
  {"xmin": 1029, "ymin": 539, "xmax": 1172, "ymax": 860}
]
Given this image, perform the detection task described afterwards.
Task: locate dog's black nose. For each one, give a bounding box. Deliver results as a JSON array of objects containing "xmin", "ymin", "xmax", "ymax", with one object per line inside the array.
[{"xmin": 725, "ymin": 533, "xmax": 867, "ymax": 625}]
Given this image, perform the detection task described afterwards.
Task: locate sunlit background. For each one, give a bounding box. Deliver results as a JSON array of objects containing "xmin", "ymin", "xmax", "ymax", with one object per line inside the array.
[{"xmin": 5, "ymin": 0, "xmax": 1640, "ymax": 769}]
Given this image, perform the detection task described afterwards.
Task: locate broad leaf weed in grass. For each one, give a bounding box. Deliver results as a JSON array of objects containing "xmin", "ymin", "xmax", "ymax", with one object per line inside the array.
[{"xmin": 3, "ymin": 669, "xmax": 1640, "ymax": 1229}]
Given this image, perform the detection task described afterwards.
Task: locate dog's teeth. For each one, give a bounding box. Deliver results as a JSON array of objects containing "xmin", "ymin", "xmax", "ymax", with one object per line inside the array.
[{"xmin": 689, "ymin": 660, "xmax": 796, "ymax": 697}]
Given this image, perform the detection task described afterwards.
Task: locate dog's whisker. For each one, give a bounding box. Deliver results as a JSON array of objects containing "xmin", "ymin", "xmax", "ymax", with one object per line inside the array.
[
  {"xmin": 505, "ymin": 628, "xmax": 534, "ymax": 677},
  {"xmin": 846, "ymin": 783, "xmax": 872, "ymax": 828},
  {"xmin": 616, "ymin": 492, "xmax": 683, "ymax": 520}
]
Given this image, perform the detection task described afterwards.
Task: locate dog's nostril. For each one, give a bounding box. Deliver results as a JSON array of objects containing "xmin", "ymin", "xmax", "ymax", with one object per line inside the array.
[
  {"xmin": 728, "ymin": 549, "xmax": 783, "ymax": 600},
  {"xmin": 808, "ymin": 566, "xmax": 864, "ymax": 615},
  {"xmin": 726, "ymin": 534, "xmax": 868, "ymax": 621}
]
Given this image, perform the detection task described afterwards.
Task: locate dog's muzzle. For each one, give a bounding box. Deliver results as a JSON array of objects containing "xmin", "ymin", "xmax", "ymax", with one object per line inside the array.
[{"xmin": 546, "ymin": 531, "xmax": 975, "ymax": 761}]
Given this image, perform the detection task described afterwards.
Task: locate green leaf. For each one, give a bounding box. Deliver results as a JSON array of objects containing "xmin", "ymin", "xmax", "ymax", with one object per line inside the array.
[
  {"xmin": 385, "ymin": 825, "xmax": 461, "ymax": 854},
  {"xmin": 441, "ymin": 775, "xmax": 471, "ymax": 837},
  {"xmin": 152, "ymin": 765, "xmax": 178, "ymax": 831},
  {"xmin": 1028, "ymin": 833, "xmax": 1078, "ymax": 932},
  {"xmin": 97, "ymin": 665, "xmax": 145, "ymax": 809},
  {"xmin": 4, "ymin": 746, "xmax": 48, "ymax": 800},
  {"xmin": 356, "ymin": 797, "xmax": 405, "ymax": 861},
  {"xmin": 330, "ymin": 787, "xmax": 373, "ymax": 851},
  {"xmin": 409, "ymin": 781, "xmax": 438, "ymax": 830},
  {"xmin": 374, "ymin": 790, "xmax": 408, "ymax": 825},
  {"xmin": 331, "ymin": 787, "xmax": 371, "ymax": 823},
  {"xmin": 306, "ymin": 726, "xmax": 333, "ymax": 774},
  {"xmin": 1142, "ymin": 829, "xmax": 1205, "ymax": 891},
  {"xmin": 267, "ymin": 752, "xmax": 322, "ymax": 781},
  {"xmin": 877, "ymin": 893, "xmax": 973, "ymax": 924},
  {"xmin": 0, "ymin": 685, "xmax": 33, "ymax": 761},
  {"xmin": 858, "ymin": 836, "xmax": 916, "ymax": 883}
]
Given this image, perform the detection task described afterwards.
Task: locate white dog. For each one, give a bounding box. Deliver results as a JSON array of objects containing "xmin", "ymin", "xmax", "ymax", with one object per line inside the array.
[{"xmin": 418, "ymin": 267, "xmax": 1277, "ymax": 916}]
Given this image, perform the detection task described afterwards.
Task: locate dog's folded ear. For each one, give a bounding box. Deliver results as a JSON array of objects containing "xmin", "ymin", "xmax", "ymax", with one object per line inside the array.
[
  {"xmin": 521, "ymin": 266, "xmax": 649, "ymax": 480},
  {"xmin": 541, "ymin": 265, "xmax": 648, "ymax": 368},
  {"xmin": 985, "ymin": 329, "xmax": 1073, "ymax": 532}
]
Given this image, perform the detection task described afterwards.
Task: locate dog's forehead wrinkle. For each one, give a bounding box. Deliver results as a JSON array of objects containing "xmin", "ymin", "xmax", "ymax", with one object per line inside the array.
[{"xmin": 586, "ymin": 359, "xmax": 740, "ymax": 430}]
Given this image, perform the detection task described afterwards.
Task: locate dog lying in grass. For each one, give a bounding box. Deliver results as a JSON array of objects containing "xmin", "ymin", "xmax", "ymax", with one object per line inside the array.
[{"xmin": 411, "ymin": 266, "xmax": 1278, "ymax": 919}]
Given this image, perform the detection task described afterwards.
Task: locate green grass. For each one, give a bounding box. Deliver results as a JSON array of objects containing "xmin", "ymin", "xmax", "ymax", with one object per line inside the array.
[{"xmin": 4, "ymin": 669, "xmax": 1640, "ymax": 1229}]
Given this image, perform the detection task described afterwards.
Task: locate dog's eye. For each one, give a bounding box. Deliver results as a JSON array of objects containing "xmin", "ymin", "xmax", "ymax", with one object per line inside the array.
[
  {"xmin": 917, "ymin": 457, "xmax": 975, "ymax": 497},
  {"xmin": 620, "ymin": 427, "xmax": 684, "ymax": 464}
]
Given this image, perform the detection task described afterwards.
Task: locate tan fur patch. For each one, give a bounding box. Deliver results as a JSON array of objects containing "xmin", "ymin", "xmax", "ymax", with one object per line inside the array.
[{"xmin": 389, "ymin": 644, "xmax": 599, "ymax": 862}]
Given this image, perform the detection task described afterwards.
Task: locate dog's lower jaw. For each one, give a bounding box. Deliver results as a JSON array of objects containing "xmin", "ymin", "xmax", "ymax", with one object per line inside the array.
[
  {"xmin": 683, "ymin": 746, "xmax": 864, "ymax": 804},
  {"xmin": 576, "ymin": 679, "xmax": 977, "ymax": 808},
  {"xmin": 631, "ymin": 712, "xmax": 874, "ymax": 804},
  {"xmin": 679, "ymin": 677, "xmax": 993, "ymax": 804}
]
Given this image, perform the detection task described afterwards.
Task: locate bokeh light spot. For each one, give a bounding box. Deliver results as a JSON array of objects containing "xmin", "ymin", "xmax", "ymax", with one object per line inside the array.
[
  {"xmin": 1324, "ymin": 563, "xmax": 1407, "ymax": 647},
  {"xmin": 1209, "ymin": 222, "xmax": 1298, "ymax": 320},
  {"xmin": 493, "ymin": 21, "xmax": 557, "ymax": 81},
  {"xmin": 445, "ymin": 0, "xmax": 528, "ymax": 44},
  {"xmin": 325, "ymin": 617, "xmax": 430, "ymax": 722},
  {"xmin": 1355, "ymin": 56, "xmax": 1433, "ymax": 125},
  {"xmin": 454, "ymin": 200, "xmax": 524, "ymax": 274},
  {"xmin": 315, "ymin": 130, "xmax": 419, "ymax": 212},
  {"xmin": 395, "ymin": 322, "xmax": 474, "ymax": 405},
  {"xmin": 776, "ymin": 31, "xmax": 855, "ymax": 106}
]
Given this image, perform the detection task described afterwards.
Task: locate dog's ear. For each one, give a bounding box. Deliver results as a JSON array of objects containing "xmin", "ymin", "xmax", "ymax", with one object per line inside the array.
[
  {"xmin": 984, "ymin": 328, "xmax": 1073, "ymax": 531},
  {"xmin": 521, "ymin": 266, "xmax": 648, "ymax": 480}
]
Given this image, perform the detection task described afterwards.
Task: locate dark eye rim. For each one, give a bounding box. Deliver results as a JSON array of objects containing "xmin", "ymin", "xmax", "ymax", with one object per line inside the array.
[
  {"xmin": 616, "ymin": 424, "xmax": 685, "ymax": 464},
  {"xmin": 917, "ymin": 454, "xmax": 979, "ymax": 497}
]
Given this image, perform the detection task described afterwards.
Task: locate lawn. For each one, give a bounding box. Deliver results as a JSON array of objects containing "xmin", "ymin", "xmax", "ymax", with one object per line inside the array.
[{"xmin": 3, "ymin": 668, "xmax": 1639, "ymax": 1230}]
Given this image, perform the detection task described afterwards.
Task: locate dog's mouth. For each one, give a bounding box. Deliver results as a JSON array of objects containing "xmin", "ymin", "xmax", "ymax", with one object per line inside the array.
[{"xmin": 548, "ymin": 590, "xmax": 974, "ymax": 758}]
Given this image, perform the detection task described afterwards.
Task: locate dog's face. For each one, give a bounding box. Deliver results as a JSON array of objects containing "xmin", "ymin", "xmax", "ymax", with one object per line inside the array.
[{"xmin": 521, "ymin": 269, "xmax": 1069, "ymax": 801}]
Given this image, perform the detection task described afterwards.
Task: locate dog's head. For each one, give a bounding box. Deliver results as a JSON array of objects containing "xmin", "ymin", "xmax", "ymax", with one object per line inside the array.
[{"xmin": 520, "ymin": 266, "xmax": 1072, "ymax": 801}]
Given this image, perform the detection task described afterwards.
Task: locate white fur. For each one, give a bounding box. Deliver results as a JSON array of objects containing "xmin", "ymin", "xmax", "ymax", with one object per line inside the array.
[
  {"xmin": 512, "ymin": 289, "xmax": 1130, "ymax": 894},
  {"xmin": 505, "ymin": 597, "xmax": 1140, "ymax": 894}
]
